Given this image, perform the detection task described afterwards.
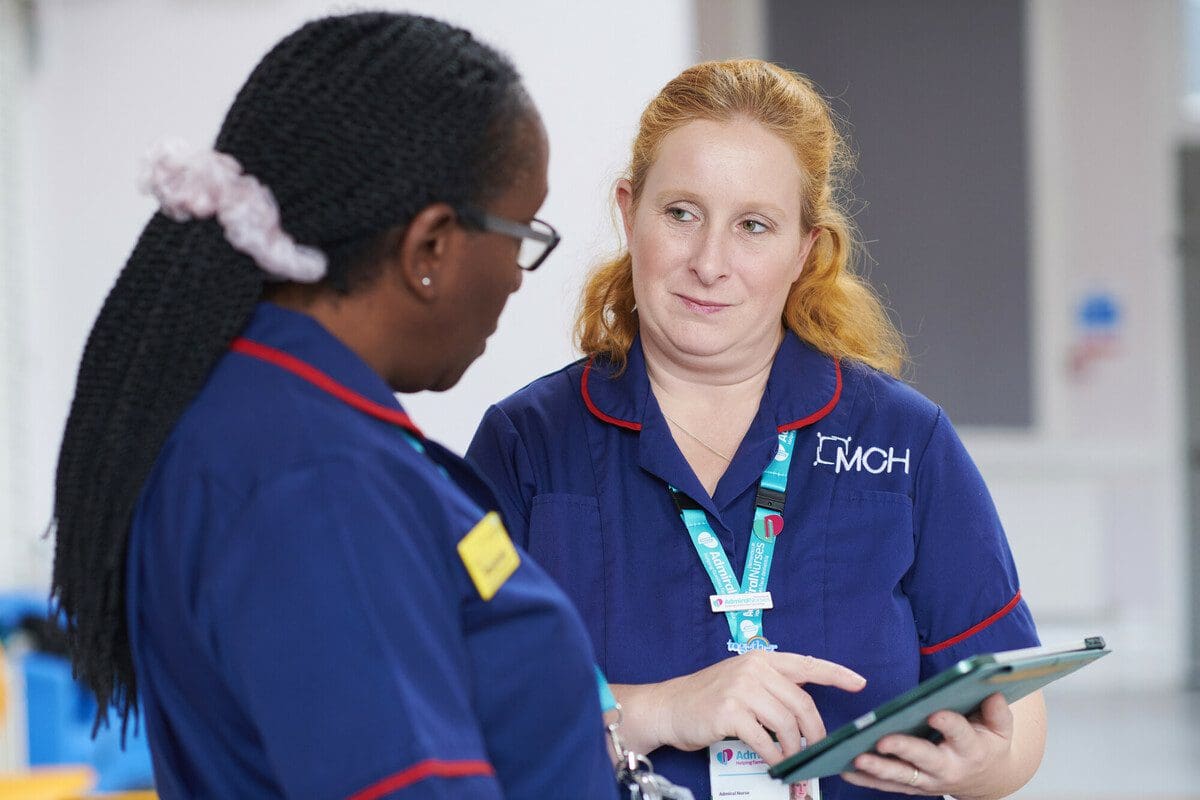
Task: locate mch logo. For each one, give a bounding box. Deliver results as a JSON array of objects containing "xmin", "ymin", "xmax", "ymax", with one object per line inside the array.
[
  {"xmin": 697, "ymin": 531, "xmax": 720, "ymax": 549},
  {"xmin": 813, "ymin": 432, "xmax": 911, "ymax": 475},
  {"xmin": 716, "ymin": 748, "xmax": 734, "ymax": 765}
]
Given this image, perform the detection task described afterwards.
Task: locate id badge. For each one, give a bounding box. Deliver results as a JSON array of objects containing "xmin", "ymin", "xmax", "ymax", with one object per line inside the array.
[{"xmin": 707, "ymin": 739, "xmax": 819, "ymax": 800}]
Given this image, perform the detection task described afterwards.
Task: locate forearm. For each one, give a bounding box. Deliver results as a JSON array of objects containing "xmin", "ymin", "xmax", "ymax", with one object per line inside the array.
[{"xmin": 954, "ymin": 691, "xmax": 1047, "ymax": 800}]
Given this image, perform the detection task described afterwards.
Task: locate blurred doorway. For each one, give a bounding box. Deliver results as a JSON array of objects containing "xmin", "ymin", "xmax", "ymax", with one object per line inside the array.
[{"xmin": 1181, "ymin": 144, "xmax": 1200, "ymax": 689}]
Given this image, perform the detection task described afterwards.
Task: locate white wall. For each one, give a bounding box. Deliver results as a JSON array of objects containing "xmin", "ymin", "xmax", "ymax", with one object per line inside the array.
[
  {"xmin": 3, "ymin": 0, "xmax": 694, "ymax": 590},
  {"xmin": 0, "ymin": 0, "xmax": 30, "ymax": 594},
  {"xmin": 965, "ymin": 0, "xmax": 1188, "ymax": 689}
]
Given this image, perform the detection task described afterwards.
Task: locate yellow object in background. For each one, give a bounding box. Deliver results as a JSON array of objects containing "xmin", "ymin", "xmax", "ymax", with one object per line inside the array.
[{"xmin": 0, "ymin": 765, "xmax": 96, "ymax": 800}]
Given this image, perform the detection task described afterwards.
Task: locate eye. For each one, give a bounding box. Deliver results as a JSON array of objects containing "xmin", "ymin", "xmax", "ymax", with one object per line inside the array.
[
  {"xmin": 667, "ymin": 206, "xmax": 697, "ymax": 222},
  {"xmin": 740, "ymin": 219, "xmax": 768, "ymax": 234}
]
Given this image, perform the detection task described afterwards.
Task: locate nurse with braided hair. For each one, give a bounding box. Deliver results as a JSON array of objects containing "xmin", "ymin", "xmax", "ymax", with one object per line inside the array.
[{"xmin": 51, "ymin": 13, "xmax": 615, "ymax": 799}]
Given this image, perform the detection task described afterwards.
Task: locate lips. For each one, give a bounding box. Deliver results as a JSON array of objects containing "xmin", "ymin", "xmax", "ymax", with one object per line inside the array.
[{"xmin": 676, "ymin": 294, "xmax": 730, "ymax": 315}]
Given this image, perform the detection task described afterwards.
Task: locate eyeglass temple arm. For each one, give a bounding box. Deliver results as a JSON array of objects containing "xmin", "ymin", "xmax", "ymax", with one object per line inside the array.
[{"xmin": 475, "ymin": 211, "xmax": 557, "ymax": 244}]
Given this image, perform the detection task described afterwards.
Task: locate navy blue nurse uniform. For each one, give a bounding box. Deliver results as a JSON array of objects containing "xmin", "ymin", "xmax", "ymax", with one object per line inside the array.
[
  {"xmin": 467, "ymin": 331, "xmax": 1040, "ymax": 800},
  {"xmin": 125, "ymin": 303, "xmax": 616, "ymax": 800}
]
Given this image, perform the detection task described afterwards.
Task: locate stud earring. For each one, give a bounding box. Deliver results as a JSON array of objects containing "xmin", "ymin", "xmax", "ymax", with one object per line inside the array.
[{"xmin": 421, "ymin": 276, "xmax": 431, "ymax": 287}]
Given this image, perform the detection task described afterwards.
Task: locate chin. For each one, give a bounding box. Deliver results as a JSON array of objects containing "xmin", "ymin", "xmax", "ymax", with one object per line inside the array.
[
  {"xmin": 430, "ymin": 367, "xmax": 469, "ymax": 392},
  {"xmin": 660, "ymin": 325, "xmax": 741, "ymax": 360}
]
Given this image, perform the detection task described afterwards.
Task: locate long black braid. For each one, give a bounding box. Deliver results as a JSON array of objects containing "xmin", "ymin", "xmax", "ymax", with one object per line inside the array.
[{"xmin": 52, "ymin": 11, "xmax": 533, "ymax": 730}]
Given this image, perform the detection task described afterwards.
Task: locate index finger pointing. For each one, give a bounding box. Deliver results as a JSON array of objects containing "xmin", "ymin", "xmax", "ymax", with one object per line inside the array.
[{"xmin": 773, "ymin": 654, "xmax": 866, "ymax": 692}]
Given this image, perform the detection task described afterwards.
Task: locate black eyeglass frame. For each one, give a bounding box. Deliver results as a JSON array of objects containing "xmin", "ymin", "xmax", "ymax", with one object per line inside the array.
[{"xmin": 457, "ymin": 205, "xmax": 561, "ymax": 272}]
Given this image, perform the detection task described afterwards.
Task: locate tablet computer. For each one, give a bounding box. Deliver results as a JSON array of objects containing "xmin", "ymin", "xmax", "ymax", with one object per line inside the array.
[{"xmin": 769, "ymin": 636, "xmax": 1110, "ymax": 783}]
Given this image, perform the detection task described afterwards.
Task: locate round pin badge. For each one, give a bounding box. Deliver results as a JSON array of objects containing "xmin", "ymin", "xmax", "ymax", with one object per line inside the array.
[{"xmin": 755, "ymin": 513, "xmax": 784, "ymax": 541}]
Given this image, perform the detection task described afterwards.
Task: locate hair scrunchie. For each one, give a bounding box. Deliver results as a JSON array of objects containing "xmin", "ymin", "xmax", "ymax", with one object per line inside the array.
[{"xmin": 138, "ymin": 138, "xmax": 327, "ymax": 283}]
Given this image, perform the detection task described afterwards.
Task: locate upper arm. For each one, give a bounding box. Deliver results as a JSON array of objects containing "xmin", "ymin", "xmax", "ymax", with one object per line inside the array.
[
  {"xmin": 905, "ymin": 411, "xmax": 1040, "ymax": 677},
  {"xmin": 207, "ymin": 461, "xmax": 503, "ymax": 799}
]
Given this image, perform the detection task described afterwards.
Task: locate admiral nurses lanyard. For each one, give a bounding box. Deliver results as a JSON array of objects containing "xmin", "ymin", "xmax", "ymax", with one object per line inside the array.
[
  {"xmin": 675, "ymin": 431, "xmax": 819, "ymax": 799},
  {"xmin": 671, "ymin": 430, "xmax": 795, "ymax": 655}
]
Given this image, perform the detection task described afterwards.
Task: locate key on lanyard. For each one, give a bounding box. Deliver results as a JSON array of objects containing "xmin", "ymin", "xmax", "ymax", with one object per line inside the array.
[{"xmin": 609, "ymin": 703, "xmax": 695, "ymax": 800}]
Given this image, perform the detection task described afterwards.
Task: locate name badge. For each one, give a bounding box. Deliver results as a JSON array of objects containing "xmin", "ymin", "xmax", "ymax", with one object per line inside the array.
[
  {"xmin": 710, "ymin": 591, "xmax": 774, "ymax": 613},
  {"xmin": 708, "ymin": 739, "xmax": 820, "ymax": 800}
]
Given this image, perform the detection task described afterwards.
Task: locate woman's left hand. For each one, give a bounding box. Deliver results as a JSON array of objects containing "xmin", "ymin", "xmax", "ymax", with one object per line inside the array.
[{"xmin": 840, "ymin": 692, "xmax": 1029, "ymax": 800}]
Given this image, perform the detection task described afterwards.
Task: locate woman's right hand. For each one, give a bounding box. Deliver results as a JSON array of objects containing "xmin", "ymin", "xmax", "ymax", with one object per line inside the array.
[{"xmin": 611, "ymin": 652, "xmax": 866, "ymax": 765}]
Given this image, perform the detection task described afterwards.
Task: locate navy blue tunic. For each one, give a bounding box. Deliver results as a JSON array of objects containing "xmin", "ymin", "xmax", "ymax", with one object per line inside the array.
[
  {"xmin": 126, "ymin": 303, "xmax": 616, "ymax": 799},
  {"xmin": 467, "ymin": 332, "xmax": 1039, "ymax": 800}
]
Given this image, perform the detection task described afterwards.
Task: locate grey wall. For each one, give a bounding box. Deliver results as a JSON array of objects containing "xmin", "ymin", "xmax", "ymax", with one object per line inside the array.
[
  {"xmin": 767, "ymin": 0, "xmax": 1032, "ymax": 426},
  {"xmin": 1180, "ymin": 144, "xmax": 1200, "ymax": 687}
]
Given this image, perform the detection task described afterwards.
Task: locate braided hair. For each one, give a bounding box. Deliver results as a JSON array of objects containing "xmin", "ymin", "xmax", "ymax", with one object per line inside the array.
[{"xmin": 52, "ymin": 12, "xmax": 533, "ymax": 731}]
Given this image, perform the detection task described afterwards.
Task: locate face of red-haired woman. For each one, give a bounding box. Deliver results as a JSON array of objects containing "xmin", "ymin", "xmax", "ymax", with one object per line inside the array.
[{"xmin": 617, "ymin": 118, "xmax": 817, "ymax": 374}]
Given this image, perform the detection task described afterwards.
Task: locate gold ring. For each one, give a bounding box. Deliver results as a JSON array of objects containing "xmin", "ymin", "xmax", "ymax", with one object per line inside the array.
[{"xmin": 908, "ymin": 768, "xmax": 920, "ymax": 786}]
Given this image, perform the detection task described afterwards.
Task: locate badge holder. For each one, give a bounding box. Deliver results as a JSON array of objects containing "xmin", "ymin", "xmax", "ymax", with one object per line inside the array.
[{"xmin": 607, "ymin": 703, "xmax": 695, "ymax": 800}]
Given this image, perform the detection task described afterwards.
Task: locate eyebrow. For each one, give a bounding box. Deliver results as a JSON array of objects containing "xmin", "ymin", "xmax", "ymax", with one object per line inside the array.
[{"xmin": 652, "ymin": 189, "xmax": 789, "ymax": 221}]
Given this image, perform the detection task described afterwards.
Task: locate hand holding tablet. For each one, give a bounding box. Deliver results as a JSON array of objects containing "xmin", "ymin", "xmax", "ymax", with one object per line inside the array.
[{"xmin": 769, "ymin": 637, "xmax": 1111, "ymax": 784}]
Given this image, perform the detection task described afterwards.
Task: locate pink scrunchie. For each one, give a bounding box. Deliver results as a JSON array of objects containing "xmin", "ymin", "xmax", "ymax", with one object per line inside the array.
[{"xmin": 138, "ymin": 138, "xmax": 327, "ymax": 283}]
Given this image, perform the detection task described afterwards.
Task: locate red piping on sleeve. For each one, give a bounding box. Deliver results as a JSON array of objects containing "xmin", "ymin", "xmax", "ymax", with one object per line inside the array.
[
  {"xmin": 346, "ymin": 759, "xmax": 495, "ymax": 800},
  {"xmin": 580, "ymin": 359, "xmax": 642, "ymax": 431},
  {"xmin": 919, "ymin": 591, "xmax": 1024, "ymax": 656},
  {"xmin": 778, "ymin": 359, "xmax": 842, "ymax": 432},
  {"xmin": 230, "ymin": 338, "xmax": 424, "ymax": 438}
]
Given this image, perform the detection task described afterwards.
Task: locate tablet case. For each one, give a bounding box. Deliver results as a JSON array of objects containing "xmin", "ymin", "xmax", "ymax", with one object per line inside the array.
[{"xmin": 769, "ymin": 637, "xmax": 1110, "ymax": 783}]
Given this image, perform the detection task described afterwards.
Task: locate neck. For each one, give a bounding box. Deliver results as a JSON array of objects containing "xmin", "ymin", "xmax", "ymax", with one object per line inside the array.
[
  {"xmin": 642, "ymin": 326, "xmax": 782, "ymax": 411},
  {"xmin": 264, "ymin": 283, "xmax": 425, "ymax": 392}
]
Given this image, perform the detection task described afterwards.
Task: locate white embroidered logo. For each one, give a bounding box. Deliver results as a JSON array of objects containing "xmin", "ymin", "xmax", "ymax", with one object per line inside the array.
[{"xmin": 813, "ymin": 432, "xmax": 911, "ymax": 475}]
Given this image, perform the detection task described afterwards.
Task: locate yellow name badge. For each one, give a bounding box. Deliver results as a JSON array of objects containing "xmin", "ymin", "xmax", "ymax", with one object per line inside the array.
[{"xmin": 457, "ymin": 511, "xmax": 521, "ymax": 601}]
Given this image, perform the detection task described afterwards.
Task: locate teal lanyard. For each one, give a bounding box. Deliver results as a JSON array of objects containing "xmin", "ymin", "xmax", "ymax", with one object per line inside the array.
[{"xmin": 671, "ymin": 431, "xmax": 796, "ymax": 654}]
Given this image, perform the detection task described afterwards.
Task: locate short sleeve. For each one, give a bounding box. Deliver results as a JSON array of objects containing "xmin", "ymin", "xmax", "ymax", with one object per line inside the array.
[
  {"xmin": 466, "ymin": 405, "xmax": 537, "ymax": 549},
  {"xmin": 904, "ymin": 410, "xmax": 1040, "ymax": 679},
  {"xmin": 206, "ymin": 460, "xmax": 503, "ymax": 800}
]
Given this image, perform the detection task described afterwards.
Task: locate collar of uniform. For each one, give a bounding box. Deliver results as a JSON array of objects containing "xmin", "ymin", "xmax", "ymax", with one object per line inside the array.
[
  {"xmin": 581, "ymin": 331, "xmax": 842, "ymax": 519},
  {"xmin": 234, "ymin": 302, "xmax": 419, "ymax": 433},
  {"xmin": 580, "ymin": 330, "xmax": 842, "ymax": 434}
]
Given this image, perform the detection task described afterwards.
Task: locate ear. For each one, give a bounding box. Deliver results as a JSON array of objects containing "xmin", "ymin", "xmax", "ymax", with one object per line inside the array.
[
  {"xmin": 615, "ymin": 179, "xmax": 635, "ymax": 242},
  {"xmin": 396, "ymin": 202, "xmax": 461, "ymax": 302},
  {"xmin": 793, "ymin": 226, "xmax": 821, "ymax": 282}
]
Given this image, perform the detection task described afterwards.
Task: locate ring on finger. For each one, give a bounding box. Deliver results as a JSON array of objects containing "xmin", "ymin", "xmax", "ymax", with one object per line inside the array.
[{"xmin": 908, "ymin": 767, "xmax": 920, "ymax": 786}]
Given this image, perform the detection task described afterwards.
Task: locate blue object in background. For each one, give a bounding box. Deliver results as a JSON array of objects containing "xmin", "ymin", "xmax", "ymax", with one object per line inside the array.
[
  {"xmin": 1, "ymin": 592, "xmax": 154, "ymax": 791},
  {"xmin": 1077, "ymin": 290, "xmax": 1121, "ymax": 334},
  {"xmin": 23, "ymin": 652, "xmax": 154, "ymax": 791}
]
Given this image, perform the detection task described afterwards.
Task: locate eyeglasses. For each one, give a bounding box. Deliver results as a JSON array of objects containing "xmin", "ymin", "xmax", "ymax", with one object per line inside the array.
[{"xmin": 457, "ymin": 205, "xmax": 561, "ymax": 272}]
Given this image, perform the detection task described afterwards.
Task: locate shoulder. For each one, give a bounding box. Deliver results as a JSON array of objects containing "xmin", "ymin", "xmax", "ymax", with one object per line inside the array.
[
  {"xmin": 838, "ymin": 358, "xmax": 943, "ymax": 432},
  {"xmin": 157, "ymin": 352, "xmax": 426, "ymax": 501},
  {"xmin": 493, "ymin": 358, "xmax": 587, "ymax": 415},
  {"xmin": 482, "ymin": 358, "xmax": 589, "ymax": 438}
]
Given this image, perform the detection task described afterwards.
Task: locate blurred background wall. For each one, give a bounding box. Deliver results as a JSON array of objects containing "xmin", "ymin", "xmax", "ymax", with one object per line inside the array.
[{"xmin": 0, "ymin": 0, "xmax": 1193, "ymax": 706}]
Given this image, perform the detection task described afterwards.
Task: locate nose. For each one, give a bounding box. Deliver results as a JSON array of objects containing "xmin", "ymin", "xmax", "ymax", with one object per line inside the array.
[
  {"xmin": 510, "ymin": 263, "xmax": 524, "ymax": 294},
  {"xmin": 689, "ymin": 227, "xmax": 728, "ymax": 285}
]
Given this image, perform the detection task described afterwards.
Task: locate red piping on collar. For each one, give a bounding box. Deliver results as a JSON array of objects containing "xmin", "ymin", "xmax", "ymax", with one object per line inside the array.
[
  {"xmin": 580, "ymin": 356, "xmax": 842, "ymax": 433},
  {"xmin": 777, "ymin": 359, "xmax": 842, "ymax": 432},
  {"xmin": 230, "ymin": 337, "xmax": 424, "ymax": 438},
  {"xmin": 581, "ymin": 359, "xmax": 642, "ymax": 431},
  {"xmin": 919, "ymin": 591, "xmax": 1023, "ymax": 656}
]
